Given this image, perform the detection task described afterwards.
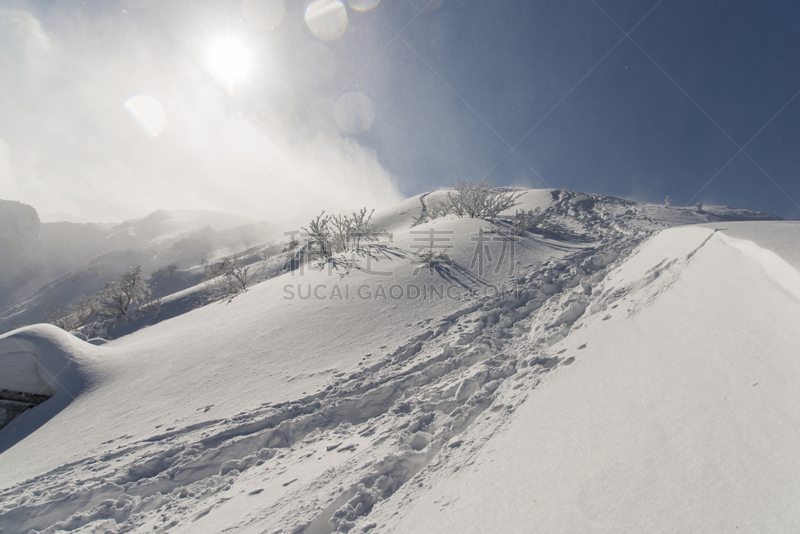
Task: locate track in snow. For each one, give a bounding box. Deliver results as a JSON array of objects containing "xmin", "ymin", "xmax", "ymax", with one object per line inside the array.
[{"xmin": 2, "ymin": 190, "xmax": 765, "ymax": 533}]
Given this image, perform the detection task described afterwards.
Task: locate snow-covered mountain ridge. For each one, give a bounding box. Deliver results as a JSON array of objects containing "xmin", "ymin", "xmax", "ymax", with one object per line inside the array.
[
  {"xmin": 0, "ymin": 189, "xmax": 797, "ymax": 533},
  {"xmin": 0, "ymin": 206, "xmax": 280, "ymax": 333}
]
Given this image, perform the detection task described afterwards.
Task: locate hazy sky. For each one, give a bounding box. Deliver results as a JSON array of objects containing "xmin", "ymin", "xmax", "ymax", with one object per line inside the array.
[{"xmin": 1, "ymin": 0, "xmax": 799, "ymax": 223}]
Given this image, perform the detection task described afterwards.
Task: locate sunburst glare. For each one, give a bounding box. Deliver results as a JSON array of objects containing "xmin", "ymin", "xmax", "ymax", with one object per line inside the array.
[{"xmin": 207, "ymin": 37, "xmax": 252, "ymax": 87}]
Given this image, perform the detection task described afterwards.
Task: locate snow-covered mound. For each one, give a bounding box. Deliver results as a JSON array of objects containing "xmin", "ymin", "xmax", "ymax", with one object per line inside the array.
[
  {"xmin": 0, "ymin": 325, "xmax": 102, "ymax": 453},
  {"xmin": 0, "ymin": 189, "xmax": 795, "ymax": 533}
]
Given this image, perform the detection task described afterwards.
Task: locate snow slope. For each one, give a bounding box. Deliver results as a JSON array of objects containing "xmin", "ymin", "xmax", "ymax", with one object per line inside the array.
[
  {"xmin": 0, "ymin": 325, "xmax": 104, "ymax": 454},
  {"xmin": 372, "ymin": 225, "xmax": 800, "ymax": 533},
  {"xmin": 0, "ymin": 189, "xmax": 794, "ymax": 533},
  {"xmin": 699, "ymin": 220, "xmax": 800, "ymax": 271}
]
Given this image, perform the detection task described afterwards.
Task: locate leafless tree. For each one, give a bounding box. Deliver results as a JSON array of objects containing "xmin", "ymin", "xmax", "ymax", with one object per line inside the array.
[
  {"xmin": 227, "ymin": 262, "xmax": 249, "ymax": 293},
  {"xmin": 204, "ymin": 257, "xmax": 235, "ymax": 281},
  {"xmin": 152, "ymin": 262, "xmax": 180, "ymax": 278},
  {"xmin": 98, "ymin": 266, "xmax": 151, "ymax": 321},
  {"xmin": 330, "ymin": 213, "xmax": 351, "ymax": 254},
  {"xmin": 46, "ymin": 295, "xmax": 101, "ymax": 332},
  {"xmin": 446, "ymin": 179, "xmax": 523, "ymax": 220},
  {"xmin": 304, "ymin": 208, "xmax": 386, "ymax": 258},
  {"xmin": 302, "ymin": 212, "xmax": 333, "ymax": 259},
  {"xmin": 348, "ymin": 207, "xmax": 384, "ymax": 249},
  {"xmin": 203, "ymin": 255, "xmax": 250, "ymax": 300}
]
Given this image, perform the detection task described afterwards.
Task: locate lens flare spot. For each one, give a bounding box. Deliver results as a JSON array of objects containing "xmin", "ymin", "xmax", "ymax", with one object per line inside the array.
[
  {"xmin": 334, "ymin": 92, "xmax": 375, "ymax": 133},
  {"xmin": 347, "ymin": 0, "xmax": 379, "ymax": 11},
  {"xmin": 242, "ymin": 0, "xmax": 285, "ymax": 31},
  {"xmin": 208, "ymin": 37, "xmax": 251, "ymax": 85},
  {"xmin": 295, "ymin": 41, "xmax": 336, "ymax": 85},
  {"xmin": 305, "ymin": 0, "xmax": 348, "ymax": 42},
  {"xmin": 123, "ymin": 94, "xmax": 166, "ymax": 138}
]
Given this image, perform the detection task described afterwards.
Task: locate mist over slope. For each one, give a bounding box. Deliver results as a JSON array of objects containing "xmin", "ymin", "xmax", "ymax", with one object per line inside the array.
[
  {"xmin": 0, "ymin": 206, "xmax": 280, "ymax": 332},
  {"xmin": 0, "ymin": 189, "xmax": 796, "ymax": 534}
]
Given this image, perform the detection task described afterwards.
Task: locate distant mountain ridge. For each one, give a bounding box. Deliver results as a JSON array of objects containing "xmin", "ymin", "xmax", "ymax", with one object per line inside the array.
[
  {"xmin": 0, "ymin": 203, "xmax": 279, "ymax": 331},
  {"xmin": 0, "ymin": 201, "xmax": 45, "ymax": 311}
]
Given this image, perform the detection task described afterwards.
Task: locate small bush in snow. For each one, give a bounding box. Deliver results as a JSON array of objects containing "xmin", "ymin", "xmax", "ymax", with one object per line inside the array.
[
  {"xmin": 302, "ymin": 212, "xmax": 334, "ymax": 259},
  {"xmin": 446, "ymin": 179, "xmax": 523, "ymax": 220},
  {"xmin": 418, "ymin": 198, "xmax": 451, "ymax": 225},
  {"xmin": 425, "ymin": 198, "xmax": 447, "ymax": 219},
  {"xmin": 343, "ymin": 207, "xmax": 387, "ymax": 250},
  {"xmin": 302, "ymin": 208, "xmax": 387, "ymax": 259},
  {"xmin": 510, "ymin": 208, "xmax": 543, "ymax": 236}
]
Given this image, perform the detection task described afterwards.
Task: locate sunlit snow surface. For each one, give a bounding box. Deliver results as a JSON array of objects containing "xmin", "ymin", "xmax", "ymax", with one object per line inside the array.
[{"xmin": 1, "ymin": 190, "xmax": 798, "ymax": 533}]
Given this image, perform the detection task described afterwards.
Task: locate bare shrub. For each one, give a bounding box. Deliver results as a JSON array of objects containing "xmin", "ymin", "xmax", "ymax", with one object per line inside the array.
[
  {"xmin": 205, "ymin": 255, "xmax": 250, "ymax": 299},
  {"xmin": 302, "ymin": 212, "xmax": 334, "ymax": 259},
  {"xmin": 510, "ymin": 208, "xmax": 544, "ymax": 235},
  {"xmin": 303, "ymin": 208, "xmax": 387, "ymax": 259},
  {"xmin": 447, "ymin": 179, "xmax": 523, "ymax": 219},
  {"xmin": 204, "ymin": 257, "xmax": 236, "ymax": 281},
  {"xmin": 428, "ymin": 179, "xmax": 523, "ymax": 220},
  {"xmin": 329, "ymin": 214, "xmax": 350, "ymax": 255},
  {"xmin": 47, "ymin": 267, "xmax": 151, "ymax": 336},
  {"xmin": 346, "ymin": 207, "xmax": 384, "ymax": 249},
  {"xmin": 152, "ymin": 262, "xmax": 180, "ymax": 278},
  {"xmin": 427, "ymin": 199, "xmax": 451, "ymax": 220},
  {"xmin": 98, "ymin": 266, "xmax": 152, "ymax": 321},
  {"xmin": 226, "ymin": 262, "xmax": 249, "ymax": 293},
  {"xmin": 46, "ymin": 295, "xmax": 101, "ymax": 332}
]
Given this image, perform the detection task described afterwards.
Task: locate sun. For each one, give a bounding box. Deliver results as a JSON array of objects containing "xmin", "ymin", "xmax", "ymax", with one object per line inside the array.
[{"xmin": 207, "ymin": 37, "xmax": 252, "ymax": 86}]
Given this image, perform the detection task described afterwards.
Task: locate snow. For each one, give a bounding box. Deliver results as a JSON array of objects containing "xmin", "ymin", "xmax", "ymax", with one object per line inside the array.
[
  {"xmin": 0, "ymin": 325, "xmax": 103, "ymax": 455},
  {"xmin": 0, "ymin": 189, "xmax": 797, "ymax": 533},
  {"xmin": 699, "ymin": 220, "xmax": 800, "ymax": 271},
  {"xmin": 376, "ymin": 226, "xmax": 800, "ymax": 532},
  {"xmin": 0, "ymin": 190, "xmax": 573, "ymax": 487}
]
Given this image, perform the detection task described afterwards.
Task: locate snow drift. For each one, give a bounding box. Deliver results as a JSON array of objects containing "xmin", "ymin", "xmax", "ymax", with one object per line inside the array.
[{"xmin": 0, "ymin": 325, "xmax": 102, "ymax": 455}]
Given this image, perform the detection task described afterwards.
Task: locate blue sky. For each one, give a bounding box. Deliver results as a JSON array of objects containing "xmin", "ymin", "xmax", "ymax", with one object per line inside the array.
[{"xmin": 1, "ymin": 0, "xmax": 799, "ymax": 222}]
